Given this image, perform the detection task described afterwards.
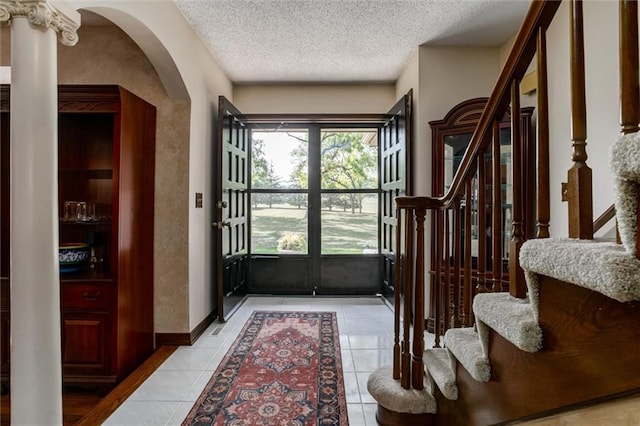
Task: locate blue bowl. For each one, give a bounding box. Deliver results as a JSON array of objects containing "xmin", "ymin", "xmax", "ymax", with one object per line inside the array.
[{"xmin": 59, "ymin": 243, "xmax": 90, "ymax": 273}]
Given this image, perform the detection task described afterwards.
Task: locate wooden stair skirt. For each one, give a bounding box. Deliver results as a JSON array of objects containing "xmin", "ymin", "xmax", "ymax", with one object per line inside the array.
[
  {"xmin": 434, "ymin": 276, "xmax": 640, "ymax": 425},
  {"xmin": 376, "ymin": 405, "xmax": 434, "ymax": 426}
]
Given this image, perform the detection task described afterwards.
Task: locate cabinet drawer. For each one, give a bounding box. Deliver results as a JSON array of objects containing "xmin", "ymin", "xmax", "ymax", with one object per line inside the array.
[{"xmin": 61, "ymin": 284, "xmax": 113, "ymax": 311}]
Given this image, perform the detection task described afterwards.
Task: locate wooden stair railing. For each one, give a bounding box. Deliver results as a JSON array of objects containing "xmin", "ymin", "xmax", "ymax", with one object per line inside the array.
[
  {"xmin": 392, "ymin": 0, "xmax": 565, "ymax": 390},
  {"xmin": 388, "ymin": 0, "xmax": 640, "ymax": 416}
]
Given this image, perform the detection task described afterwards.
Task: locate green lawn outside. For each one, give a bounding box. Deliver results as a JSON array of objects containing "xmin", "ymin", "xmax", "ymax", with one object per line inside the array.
[{"xmin": 251, "ymin": 200, "xmax": 378, "ymax": 254}]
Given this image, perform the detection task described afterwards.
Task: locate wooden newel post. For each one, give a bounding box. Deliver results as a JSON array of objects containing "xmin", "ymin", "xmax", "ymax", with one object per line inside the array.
[
  {"xmin": 411, "ymin": 209, "xmax": 426, "ymax": 390},
  {"xmin": 393, "ymin": 207, "xmax": 402, "ymax": 380},
  {"xmin": 401, "ymin": 206, "xmax": 414, "ymax": 389},
  {"xmin": 567, "ymin": 0, "xmax": 593, "ymax": 239}
]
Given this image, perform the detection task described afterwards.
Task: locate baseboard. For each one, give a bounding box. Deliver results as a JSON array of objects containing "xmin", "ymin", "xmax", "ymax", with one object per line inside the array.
[
  {"xmin": 155, "ymin": 332, "xmax": 191, "ymax": 346},
  {"xmin": 189, "ymin": 309, "xmax": 218, "ymax": 344},
  {"xmin": 155, "ymin": 309, "xmax": 218, "ymax": 346}
]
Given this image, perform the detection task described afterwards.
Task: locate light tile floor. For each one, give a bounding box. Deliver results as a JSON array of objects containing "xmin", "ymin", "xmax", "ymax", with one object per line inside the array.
[{"xmin": 104, "ymin": 296, "xmax": 404, "ymax": 425}]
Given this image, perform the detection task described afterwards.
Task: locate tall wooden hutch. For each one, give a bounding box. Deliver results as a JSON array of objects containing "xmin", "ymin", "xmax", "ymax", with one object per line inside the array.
[
  {"xmin": 428, "ymin": 97, "xmax": 534, "ymax": 331},
  {"xmin": 0, "ymin": 85, "xmax": 156, "ymax": 390}
]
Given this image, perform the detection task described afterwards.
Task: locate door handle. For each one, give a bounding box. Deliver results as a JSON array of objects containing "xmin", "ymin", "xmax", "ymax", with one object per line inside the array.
[
  {"xmin": 212, "ymin": 221, "xmax": 231, "ymax": 229},
  {"xmin": 217, "ymin": 200, "xmax": 228, "ymax": 209}
]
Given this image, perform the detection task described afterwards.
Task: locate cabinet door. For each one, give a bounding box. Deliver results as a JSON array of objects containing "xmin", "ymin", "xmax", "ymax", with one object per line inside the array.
[
  {"xmin": 0, "ymin": 311, "xmax": 8, "ymax": 375},
  {"xmin": 61, "ymin": 312, "xmax": 111, "ymax": 376}
]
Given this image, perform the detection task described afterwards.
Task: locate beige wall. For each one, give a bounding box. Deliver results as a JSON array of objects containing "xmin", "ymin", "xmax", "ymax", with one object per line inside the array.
[
  {"xmin": 416, "ymin": 46, "xmax": 501, "ymax": 197},
  {"xmin": 395, "ymin": 50, "xmax": 420, "ymax": 195},
  {"xmin": 233, "ymin": 84, "xmax": 395, "ymax": 114},
  {"xmin": 546, "ymin": 0, "xmax": 619, "ymax": 238}
]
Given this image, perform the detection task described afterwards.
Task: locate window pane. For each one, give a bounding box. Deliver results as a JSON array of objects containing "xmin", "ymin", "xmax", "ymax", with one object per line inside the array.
[
  {"xmin": 320, "ymin": 130, "xmax": 378, "ymax": 190},
  {"xmin": 251, "ymin": 194, "xmax": 308, "ymax": 254},
  {"xmin": 252, "ymin": 130, "xmax": 308, "ymax": 190},
  {"xmin": 321, "ymin": 193, "xmax": 378, "ymax": 254}
]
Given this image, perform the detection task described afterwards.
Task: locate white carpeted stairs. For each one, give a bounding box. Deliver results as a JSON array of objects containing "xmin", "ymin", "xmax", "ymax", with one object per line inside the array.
[{"xmin": 367, "ymin": 132, "xmax": 640, "ymax": 418}]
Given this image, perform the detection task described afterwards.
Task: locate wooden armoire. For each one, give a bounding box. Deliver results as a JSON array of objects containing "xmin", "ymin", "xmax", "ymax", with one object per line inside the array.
[{"xmin": 0, "ymin": 85, "xmax": 156, "ymax": 390}]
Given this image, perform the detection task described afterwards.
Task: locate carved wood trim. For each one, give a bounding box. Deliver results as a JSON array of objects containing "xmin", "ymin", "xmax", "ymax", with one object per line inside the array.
[
  {"xmin": 429, "ymin": 97, "xmax": 489, "ymax": 129},
  {"xmin": 1, "ymin": 85, "xmax": 122, "ymax": 112}
]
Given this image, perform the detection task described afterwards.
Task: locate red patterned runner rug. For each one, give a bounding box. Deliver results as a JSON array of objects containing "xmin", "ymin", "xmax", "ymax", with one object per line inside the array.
[{"xmin": 182, "ymin": 311, "xmax": 349, "ymax": 425}]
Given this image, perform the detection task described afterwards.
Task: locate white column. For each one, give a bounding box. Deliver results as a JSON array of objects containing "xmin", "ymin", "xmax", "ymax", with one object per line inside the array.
[{"xmin": 0, "ymin": 1, "xmax": 78, "ymax": 424}]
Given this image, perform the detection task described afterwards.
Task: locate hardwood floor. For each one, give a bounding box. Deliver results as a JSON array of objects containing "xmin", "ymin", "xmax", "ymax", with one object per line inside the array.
[{"xmin": 0, "ymin": 346, "xmax": 177, "ymax": 425}]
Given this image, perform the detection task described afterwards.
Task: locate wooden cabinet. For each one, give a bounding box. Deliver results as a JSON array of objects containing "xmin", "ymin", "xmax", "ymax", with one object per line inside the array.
[
  {"xmin": 427, "ymin": 98, "xmax": 534, "ymax": 332},
  {"xmin": 430, "ymin": 98, "xmax": 535, "ymax": 260},
  {"xmin": 0, "ymin": 85, "xmax": 156, "ymax": 390}
]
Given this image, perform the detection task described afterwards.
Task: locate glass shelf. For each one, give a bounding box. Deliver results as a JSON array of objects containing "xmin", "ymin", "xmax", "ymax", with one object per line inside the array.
[{"xmin": 60, "ymin": 219, "xmax": 112, "ymax": 226}]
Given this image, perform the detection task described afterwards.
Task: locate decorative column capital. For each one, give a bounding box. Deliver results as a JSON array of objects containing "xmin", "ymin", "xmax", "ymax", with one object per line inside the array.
[{"xmin": 0, "ymin": 0, "xmax": 79, "ymax": 46}]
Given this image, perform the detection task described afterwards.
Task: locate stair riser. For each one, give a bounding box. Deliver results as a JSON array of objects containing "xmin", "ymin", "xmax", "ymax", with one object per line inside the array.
[{"xmin": 434, "ymin": 276, "xmax": 640, "ymax": 424}]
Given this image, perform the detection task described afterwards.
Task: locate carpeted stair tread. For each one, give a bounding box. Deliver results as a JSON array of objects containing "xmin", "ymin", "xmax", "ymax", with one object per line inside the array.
[
  {"xmin": 473, "ymin": 292, "xmax": 542, "ymax": 353},
  {"xmin": 367, "ymin": 366, "xmax": 437, "ymax": 414},
  {"xmin": 610, "ymin": 132, "xmax": 640, "ymax": 257},
  {"xmin": 443, "ymin": 327, "xmax": 490, "ymax": 382},
  {"xmin": 520, "ymin": 238, "xmax": 640, "ymax": 303},
  {"xmin": 424, "ymin": 348, "xmax": 458, "ymax": 400}
]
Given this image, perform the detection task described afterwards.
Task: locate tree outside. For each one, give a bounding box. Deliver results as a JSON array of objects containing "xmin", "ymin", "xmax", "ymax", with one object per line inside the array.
[{"xmin": 250, "ymin": 130, "xmax": 379, "ymax": 254}]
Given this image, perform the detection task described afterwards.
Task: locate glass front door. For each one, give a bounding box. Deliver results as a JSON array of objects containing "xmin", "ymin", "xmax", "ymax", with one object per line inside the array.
[{"xmin": 248, "ymin": 125, "xmax": 382, "ymax": 295}]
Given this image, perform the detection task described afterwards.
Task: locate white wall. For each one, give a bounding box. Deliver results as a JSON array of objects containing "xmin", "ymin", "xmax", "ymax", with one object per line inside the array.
[
  {"xmin": 546, "ymin": 0, "xmax": 619, "ymax": 238},
  {"xmin": 233, "ymin": 84, "xmax": 395, "ymax": 114}
]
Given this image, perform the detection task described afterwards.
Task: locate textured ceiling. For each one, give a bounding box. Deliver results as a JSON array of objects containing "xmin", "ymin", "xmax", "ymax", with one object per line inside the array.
[{"xmin": 174, "ymin": 0, "xmax": 532, "ymax": 84}]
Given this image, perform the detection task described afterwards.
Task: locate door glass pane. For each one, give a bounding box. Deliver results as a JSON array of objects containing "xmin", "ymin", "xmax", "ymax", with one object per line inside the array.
[
  {"xmin": 251, "ymin": 129, "xmax": 308, "ymax": 255},
  {"xmin": 252, "ymin": 130, "xmax": 308, "ymax": 189},
  {"xmin": 251, "ymin": 194, "xmax": 308, "ymax": 254},
  {"xmin": 321, "ymin": 193, "xmax": 378, "ymax": 254},
  {"xmin": 320, "ymin": 130, "xmax": 378, "ymax": 189}
]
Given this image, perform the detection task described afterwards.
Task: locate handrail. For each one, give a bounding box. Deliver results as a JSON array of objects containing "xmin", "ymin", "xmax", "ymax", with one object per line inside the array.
[{"xmin": 391, "ymin": 0, "xmax": 565, "ymax": 391}]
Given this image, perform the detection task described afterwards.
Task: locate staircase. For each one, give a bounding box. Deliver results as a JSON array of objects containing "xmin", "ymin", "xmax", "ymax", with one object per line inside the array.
[{"xmin": 367, "ymin": 1, "xmax": 640, "ymax": 424}]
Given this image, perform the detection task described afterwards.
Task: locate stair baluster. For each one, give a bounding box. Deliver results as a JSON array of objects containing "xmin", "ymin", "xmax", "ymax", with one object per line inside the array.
[
  {"xmin": 477, "ymin": 153, "xmax": 488, "ymax": 292},
  {"xmin": 401, "ymin": 205, "xmax": 414, "ymax": 389},
  {"xmin": 452, "ymin": 200, "xmax": 462, "ymax": 327},
  {"xmin": 508, "ymin": 81, "xmax": 527, "ymax": 298},
  {"xmin": 433, "ymin": 208, "xmax": 443, "ymax": 348},
  {"xmin": 536, "ymin": 28, "xmax": 551, "ymax": 239},
  {"xmin": 463, "ymin": 179, "xmax": 474, "ymax": 325},
  {"xmin": 491, "ymin": 120, "xmax": 504, "ymax": 292},
  {"xmin": 392, "ymin": 207, "xmax": 401, "ymax": 380},
  {"xmin": 567, "ymin": 0, "xmax": 594, "ymax": 239},
  {"xmin": 443, "ymin": 209, "xmax": 451, "ymax": 332},
  {"xmin": 411, "ymin": 209, "xmax": 426, "ymax": 390}
]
